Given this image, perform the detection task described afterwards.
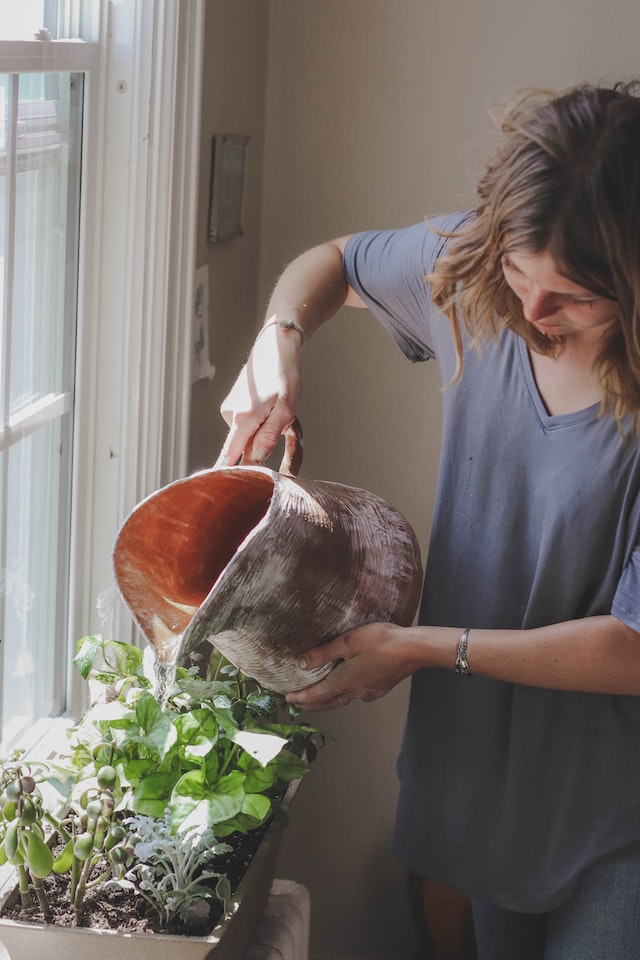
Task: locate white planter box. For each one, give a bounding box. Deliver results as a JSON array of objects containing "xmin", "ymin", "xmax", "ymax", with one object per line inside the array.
[{"xmin": 0, "ymin": 782, "xmax": 300, "ymax": 960}]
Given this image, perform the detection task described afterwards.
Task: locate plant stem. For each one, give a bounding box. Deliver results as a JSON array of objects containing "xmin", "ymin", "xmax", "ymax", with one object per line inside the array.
[
  {"xmin": 16, "ymin": 864, "xmax": 31, "ymax": 908},
  {"xmin": 73, "ymin": 856, "xmax": 94, "ymax": 924},
  {"xmin": 44, "ymin": 810, "xmax": 73, "ymax": 845},
  {"xmin": 86, "ymin": 866, "xmax": 117, "ymax": 888},
  {"xmin": 69, "ymin": 850, "xmax": 79, "ymax": 902},
  {"xmin": 209, "ymin": 657, "xmax": 222, "ymax": 682},
  {"xmin": 218, "ymin": 746, "xmax": 240, "ymax": 779},
  {"xmin": 30, "ymin": 872, "xmax": 52, "ymax": 920}
]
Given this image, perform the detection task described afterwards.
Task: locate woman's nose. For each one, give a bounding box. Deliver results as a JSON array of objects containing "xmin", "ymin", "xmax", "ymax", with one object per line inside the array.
[{"xmin": 521, "ymin": 287, "xmax": 559, "ymax": 323}]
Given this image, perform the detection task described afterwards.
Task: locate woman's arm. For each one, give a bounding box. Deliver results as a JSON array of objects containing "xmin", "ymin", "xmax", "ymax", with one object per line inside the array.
[
  {"xmin": 286, "ymin": 614, "xmax": 640, "ymax": 709},
  {"xmin": 215, "ymin": 236, "xmax": 364, "ymax": 468}
]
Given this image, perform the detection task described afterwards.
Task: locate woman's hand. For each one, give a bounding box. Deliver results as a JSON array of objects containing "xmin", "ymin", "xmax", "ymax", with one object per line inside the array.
[
  {"xmin": 215, "ymin": 322, "xmax": 303, "ymax": 468},
  {"xmin": 288, "ymin": 616, "xmax": 640, "ymax": 704},
  {"xmin": 213, "ymin": 237, "xmax": 357, "ymax": 468},
  {"xmin": 286, "ymin": 622, "xmax": 423, "ymax": 711}
]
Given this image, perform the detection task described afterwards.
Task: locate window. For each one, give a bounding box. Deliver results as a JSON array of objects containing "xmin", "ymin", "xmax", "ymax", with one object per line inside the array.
[
  {"xmin": 0, "ymin": 3, "xmax": 56, "ymax": 42},
  {"xmin": 0, "ymin": 69, "xmax": 82, "ymax": 746},
  {"xmin": 0, "ymin": 1, "xmax": 204, "ymax": 749}
]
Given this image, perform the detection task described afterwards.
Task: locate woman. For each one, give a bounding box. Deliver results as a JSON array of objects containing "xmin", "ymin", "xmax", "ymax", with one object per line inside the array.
[{"xmin": 215, "ymin": 82, "xmax": 640, "ymax": 959}]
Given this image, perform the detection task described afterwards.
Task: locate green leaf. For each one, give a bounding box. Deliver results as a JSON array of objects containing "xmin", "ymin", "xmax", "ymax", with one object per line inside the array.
[
  {"xmin": 121, "ymin": 758, "xmax": 157, "ymax": 788},
  {"xmin": 171, "ymin": 769, "xmax": 246, "ymax": 831},
  {"xmin": 174, "ymin": 710, "xmax": 219, "ymax": 759},
  {"xmin": 131, "ymin": 771, "xmax": 179, "ymax": 817},
  {"xmin": 26, "ymin": 832, "xmax": 54, "ymax": 878},
  {"xmin": 231, "ymin": 701, "xmax": 247, "ymax": 724},
  {"xmin": 103, "ymin": 639, "xmax": 144, "ymax": 678},
  {"xmin": 246, "ymin": 691, "xmax": 278, "ymax": 722},
  {"xmin": 172, "ymin": 767, "xmax": 207, "ymax": 801},
  {"xmin": 133, "ymin": 690, "xmax": 177, "ymax": 760},
  {"xmin": 52, "ymin": 839, "xmax": 74, "ymax": 874},
  {"xmin": 205, "ymin": 706, "xmax": 240, "ymax": 739},
  {"xmin": 215, "ymin": 875, "xmax": 232, "ymax": 913},
  {"xmin": 240, "ymin": 763, "xmax": 279, "ymax": 793},
  {"xmin": 82, "ymin": 700, "xmax": 132, "ymax": 725},
  {"xmin": 73, "ymin": 635, "xmax": 103, "ymax": 679},
  {"xmin": 43, "ymin": 762, "xmax": 76, "ymax": 801},
  {"xmin": 172, "ymin": 798, "xmax": 211, "ymax": 832},
  {"xmin": 89, "ymin": 671, "xmax": 121, "ymax": 687},
  {"xmin": 220, "ymin": 663, "xmax": 239, "ymax": 678},
  {"xmin": 266, "ymin": 750, "xmax": 310, "ymax": 781},
  {"xmin": 203, "ymin": 749, "xmax": 220, "ymax": 782},
  {"xmin": 214, "ymin": 811, "xmax": 266, "ymax": 836},
  {"xmin": 177, "ymin": 678, "xmax": 237, "ymax": 701},
  {"xmin": 231, "ymin": 730, "xmax": 288, "ymax": 766},
  {"xmin": 212, "ymin": 694, "xmax": 234, "ymax": 709},
  {"xmin": 240, "ymin": 792, "xmax": 271, "ymax": 822}
]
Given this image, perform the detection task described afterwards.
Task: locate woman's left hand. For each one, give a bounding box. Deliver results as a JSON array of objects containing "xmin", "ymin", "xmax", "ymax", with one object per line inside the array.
[{"xmin": 286, "ymin": 621, "xmax": 420, "ymax": 710}]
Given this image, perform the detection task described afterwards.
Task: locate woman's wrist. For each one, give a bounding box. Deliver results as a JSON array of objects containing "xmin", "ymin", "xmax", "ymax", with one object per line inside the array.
[
  {"xmin": 256, "ymin": 316, "xmax": 305, "ymax": 347},
  {"xmin": 405, "ymin": 624, "xmax": 467, "ymax": 674}
]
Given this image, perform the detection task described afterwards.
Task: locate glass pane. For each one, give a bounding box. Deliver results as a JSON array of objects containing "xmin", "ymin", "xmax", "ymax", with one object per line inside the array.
[
  {"xmin": 0, "ymin": 3, "xmax": 58, "ymax": 41},
  {"xmin": 0, "ymin": 72, "xmax": 79, "ymax": 416},
  {"xmin": 1, "ymin": 417, "xmax": 71, "ymax": 745}
]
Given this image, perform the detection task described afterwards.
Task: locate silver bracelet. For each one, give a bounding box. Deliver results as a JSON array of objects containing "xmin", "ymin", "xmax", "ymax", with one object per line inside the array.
[
  {"xmin": 256, "ymin": 317, "xmax": 305, "ymax": 346},
  {"xmin": 455, "ymin": 627, "xmax": 471, "ymax": 675}
]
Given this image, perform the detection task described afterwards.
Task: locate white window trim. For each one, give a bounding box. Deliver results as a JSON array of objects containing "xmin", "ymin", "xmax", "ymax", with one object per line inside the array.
[
  {"xmin": 0, "ymin": 41, "xmax": 96, "ymax": 71},
  {"xmin": 0, "ymin": 0, "xmax": 204, "ymax": 725},
  {"xmin": 63, "ymin": 0, "xmax": 205, "ymax": 715}
]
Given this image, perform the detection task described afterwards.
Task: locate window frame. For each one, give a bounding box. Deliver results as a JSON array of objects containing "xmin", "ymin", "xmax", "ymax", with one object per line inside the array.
[{"xmin": 0, "ymin": 0, "xmax": 204, "ymax": 727}]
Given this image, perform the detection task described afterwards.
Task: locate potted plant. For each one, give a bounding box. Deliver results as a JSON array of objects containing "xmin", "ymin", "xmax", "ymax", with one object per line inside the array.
[{"xmin": 0, "ymin": 636, "xmax": 322, "ymax": 960}]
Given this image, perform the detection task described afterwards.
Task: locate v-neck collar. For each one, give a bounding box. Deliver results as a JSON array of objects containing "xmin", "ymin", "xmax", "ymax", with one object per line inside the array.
[{"xmin": 515, "ymin": 336, "xmax": 600, "ymax": 431}]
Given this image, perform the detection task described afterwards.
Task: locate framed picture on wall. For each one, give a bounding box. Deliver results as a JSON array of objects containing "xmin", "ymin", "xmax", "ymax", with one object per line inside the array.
[{"xmin": 208, "ymin": 133, "xmax": 249, "ymax": 243}]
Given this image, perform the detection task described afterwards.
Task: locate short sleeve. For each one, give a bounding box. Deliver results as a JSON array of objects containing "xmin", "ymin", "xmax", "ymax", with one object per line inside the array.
[
  {"xmin": 342, "ymin": 212, "xmax": 472, "ymax": 362},
  {"xmin": 612, "ymin": 544, "xmax": 640, "ymax": 632}
]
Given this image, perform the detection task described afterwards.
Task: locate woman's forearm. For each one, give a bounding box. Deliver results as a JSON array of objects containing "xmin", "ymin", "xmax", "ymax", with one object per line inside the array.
[
  {"xmin": 287, "ymin": 614, "xmax": 640, "ymax": 709},
  {"xmin": 215, "ymin": 238, "xmax": 358, "ymax": 467},
  {"xmin": 259, "ymin": 237, "xmax": 356, "ymax": 340},
  {"xmin": 417, "ymin": 615, "xmax": 640, "ymax": 695}
]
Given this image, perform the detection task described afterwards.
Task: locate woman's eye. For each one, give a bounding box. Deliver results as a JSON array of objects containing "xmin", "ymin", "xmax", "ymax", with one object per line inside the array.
[{"xmin": 565, "ymin": 295, "xmax": 597, "ymax": 307}]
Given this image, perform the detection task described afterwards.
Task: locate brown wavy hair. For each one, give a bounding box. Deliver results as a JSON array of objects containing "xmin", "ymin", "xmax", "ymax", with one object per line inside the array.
[{"xmin": 429, "ymin": 81, "xmax": 640, "ymax": 429}]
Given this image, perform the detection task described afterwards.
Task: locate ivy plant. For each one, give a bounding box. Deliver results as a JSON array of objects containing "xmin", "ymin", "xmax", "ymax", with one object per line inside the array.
[{"xmin": 66, "ymin": 636, "xmax": 321, "ymax": 836}]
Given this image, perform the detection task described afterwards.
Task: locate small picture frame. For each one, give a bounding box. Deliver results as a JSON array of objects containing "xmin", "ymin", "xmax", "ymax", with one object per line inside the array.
[{"xmin": 208, "ymin": 134, "xmax": 249, "ymax": 243}]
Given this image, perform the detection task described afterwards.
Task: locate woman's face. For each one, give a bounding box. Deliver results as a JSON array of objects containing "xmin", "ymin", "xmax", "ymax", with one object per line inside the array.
[{"xmin": 501, "ymin": 248, "xmax": 618, "ymax": 344}]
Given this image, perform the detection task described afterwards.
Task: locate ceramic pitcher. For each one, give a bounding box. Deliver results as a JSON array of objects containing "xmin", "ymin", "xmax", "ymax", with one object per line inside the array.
[{"xmin": 113, "ymin": 421, "xmax": 423, "ymax": 692}]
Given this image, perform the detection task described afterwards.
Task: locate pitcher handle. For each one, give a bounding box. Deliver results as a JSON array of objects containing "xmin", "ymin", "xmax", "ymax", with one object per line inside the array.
[{"xmin": 240, "ymin": 417, "xmax": 304, "ymax": 477}]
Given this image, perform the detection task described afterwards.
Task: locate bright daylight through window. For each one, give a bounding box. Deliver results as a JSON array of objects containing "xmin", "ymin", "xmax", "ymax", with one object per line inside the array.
[
  {"xmin": 0, "ymin": 70, "xmax": 82, "ymax": 747},
  {"xmin": 0, "ymin": 0, "xmax": 83, "ymax": 747}
]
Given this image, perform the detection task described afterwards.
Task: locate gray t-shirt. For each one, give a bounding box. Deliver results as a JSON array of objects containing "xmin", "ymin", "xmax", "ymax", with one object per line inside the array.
[{"xmin": 343, "ymin": 215, "xmax": 640, "ymax": 912}]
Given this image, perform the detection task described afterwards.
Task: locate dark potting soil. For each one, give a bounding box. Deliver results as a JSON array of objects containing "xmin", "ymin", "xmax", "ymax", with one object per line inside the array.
[{"xmin": 0, "ymin": 821, "xmax": 270, "ymax": 937}]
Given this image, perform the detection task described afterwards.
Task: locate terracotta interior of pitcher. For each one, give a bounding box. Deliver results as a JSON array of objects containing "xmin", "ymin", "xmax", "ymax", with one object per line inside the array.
[{"xmin": 113, "ymin": 469, "xmax": 276, "ymax": 651}]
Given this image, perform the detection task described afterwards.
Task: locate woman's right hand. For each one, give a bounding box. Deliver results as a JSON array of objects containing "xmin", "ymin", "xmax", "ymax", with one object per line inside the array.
[
  {"xmin": 214, "ymin": 320, "xmax": 303, "ymax": 468},
  {"xmin": 214, "ymin": 236, "xmax": 357, "ymax": 468}
]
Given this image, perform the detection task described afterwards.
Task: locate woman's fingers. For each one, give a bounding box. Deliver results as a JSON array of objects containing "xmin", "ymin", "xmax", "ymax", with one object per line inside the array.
[
  {"xmin": 215, "ymin": 333, "xmax": 302, "ymax": 467},
  {"xmin": 214, "ymin": 405, "xmax": 296, "ymax": 468}
]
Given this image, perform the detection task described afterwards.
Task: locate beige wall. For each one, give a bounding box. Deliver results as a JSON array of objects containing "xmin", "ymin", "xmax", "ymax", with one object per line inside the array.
[
  {"xmin": 190, "ymin": 0, "xmax": 271, "ymax": 470},
  {"xmin": 191, "ymin": 1, "xmax": 640, "ymax": 958}
]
